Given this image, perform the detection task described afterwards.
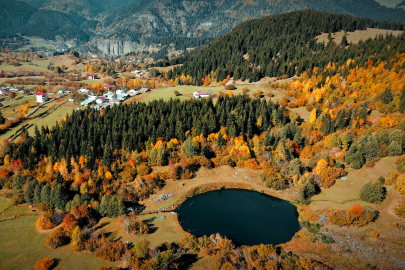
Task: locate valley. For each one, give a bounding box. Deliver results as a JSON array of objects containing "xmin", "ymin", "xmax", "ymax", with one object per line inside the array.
[{"xmin": 0, "ymin": 6, "xmax": 405, "ymax": 270}]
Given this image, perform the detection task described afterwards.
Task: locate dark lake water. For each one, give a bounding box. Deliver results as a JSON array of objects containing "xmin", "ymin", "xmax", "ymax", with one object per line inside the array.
[{"xmin": 177, "ymin": 189, "xmax": 300, "ymax": 246}]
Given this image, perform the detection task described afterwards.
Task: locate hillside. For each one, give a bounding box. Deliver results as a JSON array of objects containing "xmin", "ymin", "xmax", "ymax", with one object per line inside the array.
[
  {"xmin": 20, "ymin": 0, "xmax": 136, "ymax": 19},
  {"xmin": 166, "ymin": 10, "xmax": 405, "ymax": 84},
  {"xmin": 0, "ymin": 0, "xmax": 94, "ymax": 41},
  {"xmin": 97, "ymin": 0, "xmax": 405, "ymax": 41}
]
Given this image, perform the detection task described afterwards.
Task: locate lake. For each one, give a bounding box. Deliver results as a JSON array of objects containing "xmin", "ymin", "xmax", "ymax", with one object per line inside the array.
[{"xmin": 177, "ymin": 189, "xmax": 300, "ymax": 246}]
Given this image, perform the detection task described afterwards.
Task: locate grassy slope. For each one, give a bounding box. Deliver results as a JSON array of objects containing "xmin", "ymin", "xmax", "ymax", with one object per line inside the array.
[{"xmin": 0, "ymin": 215, "xmax": 119, "ymax": 270}]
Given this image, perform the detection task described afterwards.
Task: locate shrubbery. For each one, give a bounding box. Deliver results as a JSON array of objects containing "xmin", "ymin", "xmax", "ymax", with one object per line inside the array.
[
  {"xmin": 360, "ymin": 181, "xmax": 385, "ymax": 203},
  {"xmin": 327, "ymin": 204, "xmax": 378, "ymax": 227}
]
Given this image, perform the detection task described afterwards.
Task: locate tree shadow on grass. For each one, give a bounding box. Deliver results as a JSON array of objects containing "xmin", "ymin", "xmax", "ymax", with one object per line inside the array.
[
  {"xmin": 93, "ymin": 221, "xmax": 110, "ymax": 231},
  {"xmin": 173, "ymin": 254, "xmax": 200, "ymax": 270}
]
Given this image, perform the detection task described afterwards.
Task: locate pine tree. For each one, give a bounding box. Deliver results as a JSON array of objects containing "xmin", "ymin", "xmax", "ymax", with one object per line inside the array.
[
  {"xmin": 381, "ymin": 88, "xmax": 393, "ymax": 104},
  {"xmin": 183, "ymin": 137, "xmax": 197, "ymax": 158},
  {"xmin": 40, "ymin": 184, "xmax": 51, "ymax": 205},
  {"xmin": 399, "ymin": 86, "xmax": 405, "ymax": 113}
]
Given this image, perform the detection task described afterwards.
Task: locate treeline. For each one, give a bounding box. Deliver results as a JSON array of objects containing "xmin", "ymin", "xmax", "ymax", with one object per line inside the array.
[
  {"xmin": 167, "ymin": 10, "xmax": 405, "ymax": 85},
  {"xmin": 8, "ymin": 95, "xmax": 284, "ymax": 169}
]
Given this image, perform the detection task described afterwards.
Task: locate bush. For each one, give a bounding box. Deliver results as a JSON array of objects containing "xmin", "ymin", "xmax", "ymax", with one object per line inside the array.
[
  {"xmin": 224, "ymin": 84, "xmax": 236, "ymax": 90},
  {"xmin": 46, "ymin": 229, "xmax": 70, "ymax": 249},
  {"xmin": 95, "ymin": 241, "xmax": 127, "ymax": 262},
  {"xmin": 393, "ymin": 198, "xmax": 405, "ymax": 218},
  {"xmin": 35, "ymin": 257, "xmax": 54, "ymax": 270},
  {"xmin": 36, "ymin": 216, "xmax": 56, "ymax": 230},
  {"xmin": 174, "ymin": 90, "xmax": 180, "ymax": 96},
  {"xmin": 360, "ymin": 181, "xmax": 385, "ymax": 203},
  {"xmin": 327, "ymin": 205, "xmax": 378, "ymax": 227}
]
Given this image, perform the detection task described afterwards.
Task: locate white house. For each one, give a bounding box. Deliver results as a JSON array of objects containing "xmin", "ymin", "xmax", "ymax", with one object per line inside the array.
[
  {"xmin": 88, "ymin": 74, "xmax": 96, "ymax": 80},
  {"xmin": 81, "ymin": 99, "xmax": 93, "ymax": 106},
  {"xmin": 36, "ymin": 92, "xmax": 48, "ymax": 103},
  {"xmin": 193, "ymin": 90, "xmax": 210, "ymax": 98},
  {"xmin": 78, "ymin": 88, "xmax": 90, "ymax": 94},
  {"xmin": 96, "ymin": 97, "xmax": 107, "ymax": 104},
  {"xmin": 88, "ymin": 94, "xmax": 98, "ymax": 101},
  {"xmin": 116, "ymin": 89, "xmax": 126, "ymax": 95},
  {"xmin": 128, "ymin": 89, "xmax": 140, "ymax": 96},
  {"xmin": 0, "ymin": 88, "xmax": 9, "ymax": 94}
]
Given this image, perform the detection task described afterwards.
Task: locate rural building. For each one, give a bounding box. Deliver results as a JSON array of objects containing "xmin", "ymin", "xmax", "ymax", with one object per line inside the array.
[
  {"xmin": 57, "ymin": 90, "xmax": 64, "ymax": 94},
  {"xmin": 116, "ymin": 89, "xmax": 126, "ymax": 95},
  {"xmin": 128, "ymin": 89, "xmax": 140, "ymax": 96},
  {"xmin": 104, "ymin": 85, "xmax": 116, "ymax": 90},
  {"xmin": 132, "ymin": 70, "xmax": 144, "ymax": 77},
  {"xmin": 81, "ymin": 99, "xmax": 93, "ymax": 106},
  {"xmin": 110, "ymin": 99, "xmax": 121, "ymax": 106},
  {"xmin": 96, "ymin": 97, "xmax": 107, "ymax": 104},
  {"xmin": 88, "ymin": 94, "xmax": 98, "ymax": 101},
  {"xmin": 36, "ymin": 92, "xmax": 48, "ymax": 103},
  {"xmin": 117, "ymin": 93, "xmax": 128, "ymax": 101},
  {"xmin": 0, "ymin": 88, "xmax": 9, "ymax": 94},
  {"xmin": 193, "ymin": 90, "xmax": 210, "ymax": 98},
  {"xmin": 140, "ymin": 87, "xmax": 150, "ymax": 93},
  {"xmin": 78, "ymin": 88, "xmax": 90, "ymax": 94},
  {"xmin": 68, "ymin": 99, "xmax": 75, "ymax": 102},
  {"xmin": 88, "ymin": 74, "xmax": 97, "ymax": 80}
]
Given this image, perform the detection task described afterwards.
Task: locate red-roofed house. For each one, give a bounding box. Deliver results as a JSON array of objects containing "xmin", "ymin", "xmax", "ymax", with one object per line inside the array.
[
  {"xmin": 36, "ymin": 92, "xmax": 48, "ymax": 103},
  {"xmin": 193, "ymin": 90, "xmax": 210, "ymax": 98},
  {"xmin": 104, "ymin": 85, "xmax": 116, "ymax": 90},
  {"xmin": 96, "ymin": 97, "xmax": 107, "ymax": 104},
  {"xmin": 88, "ymin": 74, "xmax": 97, "ymax": 80}
]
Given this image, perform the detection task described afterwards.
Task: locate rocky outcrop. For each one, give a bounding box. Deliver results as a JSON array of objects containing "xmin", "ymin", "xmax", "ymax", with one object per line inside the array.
[{"xmin": 97, "ymin": 40, "xmax": 161, "ymax": 56}]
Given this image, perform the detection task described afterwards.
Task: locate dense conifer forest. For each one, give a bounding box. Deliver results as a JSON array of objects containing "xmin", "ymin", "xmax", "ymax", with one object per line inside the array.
[{"xmin": 166, "ymin": 10, "xmax": 405, "ymax": 85}]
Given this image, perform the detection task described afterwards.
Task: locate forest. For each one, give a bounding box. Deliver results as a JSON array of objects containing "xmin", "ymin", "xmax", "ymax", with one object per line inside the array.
[{"xmin": 166, "ymin": 10, "xmax": 405, "ymax": 85}]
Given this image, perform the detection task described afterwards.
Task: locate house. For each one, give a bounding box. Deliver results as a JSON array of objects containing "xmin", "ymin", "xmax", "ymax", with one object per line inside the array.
[
  {"xmin": 68, "ymin": 99, "xmax": 75, "ymax": 102},
  {"xmin": 96, "ymin": 97, "xmax": 107, "ymax": 104},
  {"xmin": 57, "ymin": 90, "xmax": 64, "ymax": 94},
  {"xmin": 78, "ymin": 88, "xmax": 90, "ymax": 94},
  {"xmin": 140, "ymin": 87, "xmax": 150, "ymax": 93},
  {"xmin": 81, "ymin": 99, "xmax": 93, "ymax": 106},
  {"xmin": 104, "ymin": 85, "xmax": 116, "ymax": 90},
  {"xmin": 110, "ymin": 99, "xmax": 121, "ymax": 106},
  {"xmin": 0, "ymin": 88, "xmax": 9, "ymax": 94},
  {"xmin": 88, "ymin": 74, "xmax": 97, "ymax": 80},
  {"xmin": 193, "ymin": 90, "xmax": 210, "ymax": 98},
  {"xmin": 88, "ymin": 94, "xmax": 98, "ymax": 101},
  {"xmin": 117, "ymin": 93, "xmax": 128, "ymax": 101},
  {"xmin": 132, "ymin": 70, "xmax": 144, "ymax": 77},
  {"xmin": 128, "ymin": 89, "xmax": 140, "ymax": 96},
  {"xmin": 36, "ymin": 92, "xmax": 48, "ymax": 103},
  {"xmin": 116, "ymin": 89, "xmax": 126, "ymax": 95}
]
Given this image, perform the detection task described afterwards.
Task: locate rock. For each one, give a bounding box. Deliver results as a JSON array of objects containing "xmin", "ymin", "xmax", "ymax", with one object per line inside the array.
[{"xmin": 97, "ymin": 39, "xmax": 161, "ymax": 56}]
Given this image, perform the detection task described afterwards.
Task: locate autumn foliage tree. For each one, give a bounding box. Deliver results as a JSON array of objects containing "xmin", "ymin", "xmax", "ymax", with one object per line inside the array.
[{"xmin": 35, "ymin": 257, "xmax": 54, "ymax": 270}]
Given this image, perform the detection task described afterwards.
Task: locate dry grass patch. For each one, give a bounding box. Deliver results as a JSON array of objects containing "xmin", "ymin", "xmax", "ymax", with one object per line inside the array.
[{"xmin": 316, "ymin": 28, "xmax": 403, "ymax": 45}]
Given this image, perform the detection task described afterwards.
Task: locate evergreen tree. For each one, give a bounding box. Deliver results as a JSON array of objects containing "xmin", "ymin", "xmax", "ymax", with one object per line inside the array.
[
  {"xmin": 399, "ymin": 86, "xmax": 405, "ymax": 113},
  {"xmin": 24, "ymin": 179, "xmax": 37, "ymax": 203},
  {"xmin": 40, "ymin": 184, "xmax": 51, "ymax": 205},
  {"xmin": 381, "ymin": 87, "xmax": 393, "ymax": 104},
  {"xmin": 183, "ymin": 136, "xmax": 197, "ymax": 158}
]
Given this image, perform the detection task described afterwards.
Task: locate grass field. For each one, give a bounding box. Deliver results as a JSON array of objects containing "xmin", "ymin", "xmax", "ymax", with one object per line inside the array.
[
  {"xmin": 96, "ymin": 214, "xmax": 184, "ymax": 247},
  {"xmin": 129, "ymin": 83, "xmax": 282, "ymax": 104},
  {"xmin": 0, "ymin": 102, "xmax": 77, "ymax": 140},
  {"xmin": 0, "ymin": 216, "xmax": 119, "ymax": 270},
  {"xmin": 316, "ymin": 28, "xmax": 403, "ymax": 45},
  {"xmin": 0, "ymin": 197, "xmax": 12, "ymax": 212}
]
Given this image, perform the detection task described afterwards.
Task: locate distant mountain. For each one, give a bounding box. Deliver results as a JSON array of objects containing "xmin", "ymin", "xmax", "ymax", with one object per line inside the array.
[
  {"xmin": 20, "ymin": 0, "xmax": 136, "ymax": 19},
  {"xmin": 0, "ymin": 0, "xmax": 94, "ymax": 41},
  {"xmin": 97, "ymin": 0, "xmax": 405, "ymax": 41}
]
